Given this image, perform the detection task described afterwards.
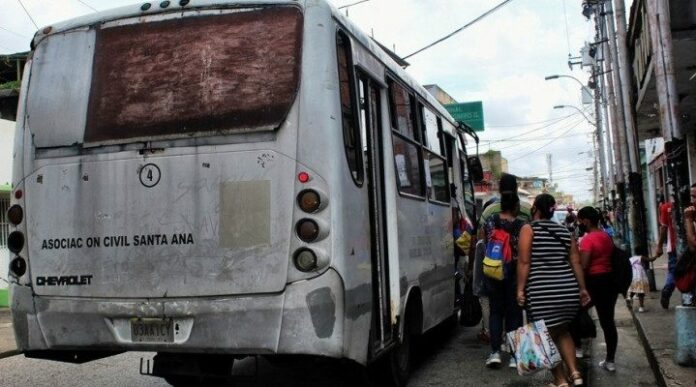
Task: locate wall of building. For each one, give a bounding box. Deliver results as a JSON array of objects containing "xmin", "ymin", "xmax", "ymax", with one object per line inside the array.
[{"xmin": 0, "ymin": 118, "xmax": 15, "ymax": 307}]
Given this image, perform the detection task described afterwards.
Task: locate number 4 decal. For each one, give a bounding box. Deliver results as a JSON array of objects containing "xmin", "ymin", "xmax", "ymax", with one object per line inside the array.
[{"xmin": 139, "ymin": 163, "xmax": 161, "ymax": 188}]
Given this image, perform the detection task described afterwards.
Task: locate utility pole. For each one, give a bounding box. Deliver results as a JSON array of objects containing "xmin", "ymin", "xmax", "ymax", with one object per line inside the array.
[
  {"xmin": 601, "ymin": 0, "xmax": 630, "ymax": 242},
  {"xmin": 645, "ymin": 0, "xmax": 690, "ymax": 257},
  {"xmin": 613, "ymin": 0, "xmax": 648, "ymax": 255},
  {"xmin": 597, "ymin": 6, "xmax": 616, "ymax": 208},
  {"xmin": 592, "ymin": 15, "xmax": 608, "ymax": 207},
  {"xmin": 593, "ymin": 135, "xmax": 600, "ymax": 205}
]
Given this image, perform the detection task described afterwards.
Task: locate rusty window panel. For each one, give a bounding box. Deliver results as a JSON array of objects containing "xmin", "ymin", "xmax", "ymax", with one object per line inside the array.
[{"xmin": 85, "ymin": 7, "xmax": 303, "ymax": 144}]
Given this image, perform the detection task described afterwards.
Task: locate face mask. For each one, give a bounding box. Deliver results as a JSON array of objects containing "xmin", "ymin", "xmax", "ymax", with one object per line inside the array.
[{"xmin": 578, "ymin": 223, "xmax": 588, "ymax": 233}]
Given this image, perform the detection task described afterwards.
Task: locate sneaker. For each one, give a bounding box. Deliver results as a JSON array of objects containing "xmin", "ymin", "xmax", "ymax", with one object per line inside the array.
[
  {"xmin": 508, "ymin": 356, "xmax": 516, "ymax": 368},
  {"xmin": 638, "ymin": 307, "xmax": 645, "ymax": 313},
  {"xmin": 486, "ymin": 352, "xmax": 502, "ymax": 368},
  {"xmin": 599, "ymin": 360, "xmax": 616, "ymax": 372},
  {"xmin": 661, "ymin": 294, "xmax": 670, "ymax": 309},
  {"xmin": 575, "ymin": 347, "xmax": 584, "ymax": 359}
]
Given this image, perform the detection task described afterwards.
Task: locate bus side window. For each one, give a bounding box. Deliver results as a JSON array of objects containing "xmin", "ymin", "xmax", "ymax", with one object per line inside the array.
[
  {"xmin": 336, "ymin": 31, "xmax": 363, "ymax": 186},
  {"xmin": 422, "ymin": 107, "xmax": 449, "ymax": 203},
  {"xmin": 388, "ymin": 80, "xmax": 424, "ymax": 197}
]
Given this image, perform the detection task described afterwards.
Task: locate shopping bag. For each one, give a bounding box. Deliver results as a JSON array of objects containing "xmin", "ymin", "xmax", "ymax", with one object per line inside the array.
[{"xmin": 506, "ymin": 313, "xmax": 562, "ymax": 376}]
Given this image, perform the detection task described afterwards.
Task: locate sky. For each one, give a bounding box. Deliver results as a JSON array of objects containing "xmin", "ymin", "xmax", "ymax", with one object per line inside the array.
[{"xmin": 0, "ymin": 0, "xmax": 609, "ymax": 202}]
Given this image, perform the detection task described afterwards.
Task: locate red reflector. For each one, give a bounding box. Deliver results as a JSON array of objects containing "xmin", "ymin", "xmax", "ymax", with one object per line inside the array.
[
  {"xmin": 14, "ymin": 190, "xmax": 22, "ymax": 200},
  {"xmin": 298, "ymin": 172, "xmax": 310, "ymax": 183}
]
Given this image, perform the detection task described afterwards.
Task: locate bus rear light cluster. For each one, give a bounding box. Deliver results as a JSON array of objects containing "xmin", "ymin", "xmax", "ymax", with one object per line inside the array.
[
  {"xmin": 7, "ymin": 231, "xmax": 25, "ymax": 254},
  {"xmin": 10, "ymin": 257, "xmax": 26, "ymax": 277},
  {"xmin": 296, "ymin": 219, "xmax": 319, "ymax": 242},
  {"xmin": 297, "ymin": 190, "xmax": 320, "ymax": 213},
  {"xmin": 7, "ymin": 205, "xmax": 23, "ymax": 225},
  {"xmin": 294, "ymin": 249, "xmax": 317, "ymax": 272}
]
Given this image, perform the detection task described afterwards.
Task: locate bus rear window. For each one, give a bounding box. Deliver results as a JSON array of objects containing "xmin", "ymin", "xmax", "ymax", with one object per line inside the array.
[{"xmin": 82, "ymin": 7, "xmax": 302, "ymax": 144}]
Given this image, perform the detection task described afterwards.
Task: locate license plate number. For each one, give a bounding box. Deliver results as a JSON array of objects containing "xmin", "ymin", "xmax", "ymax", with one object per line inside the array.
[{"xmin": 131, "ymin": 319, "xmax": 174, "ymax": 343}]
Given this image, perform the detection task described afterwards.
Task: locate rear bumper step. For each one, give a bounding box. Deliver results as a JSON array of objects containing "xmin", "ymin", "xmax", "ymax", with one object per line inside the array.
[{"xmin": 11, "ymin": 269, "xmax": 345, "ymax": 358}]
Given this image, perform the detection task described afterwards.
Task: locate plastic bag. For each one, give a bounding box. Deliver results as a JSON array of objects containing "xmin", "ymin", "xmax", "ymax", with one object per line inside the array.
[{"xmin": 506, "ymin": 315, "xmax": 562, "ymax": 376}]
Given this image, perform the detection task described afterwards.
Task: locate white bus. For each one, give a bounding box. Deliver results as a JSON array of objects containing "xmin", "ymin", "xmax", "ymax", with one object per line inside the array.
[{"xmin": 7, "ymin": 0, "xmax": 482, "ymax": 385}]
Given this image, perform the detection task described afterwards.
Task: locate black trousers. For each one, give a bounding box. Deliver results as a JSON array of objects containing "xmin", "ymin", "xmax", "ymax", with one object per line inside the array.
[{"xmin": 582, "ymin": 273, "xmax": 618, "ymax": 362}]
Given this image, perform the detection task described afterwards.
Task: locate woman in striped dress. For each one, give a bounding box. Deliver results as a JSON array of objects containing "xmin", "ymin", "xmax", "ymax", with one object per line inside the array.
[{"xmin": 516, "ymin": 194, "xmax": 591, "ymax": 387}]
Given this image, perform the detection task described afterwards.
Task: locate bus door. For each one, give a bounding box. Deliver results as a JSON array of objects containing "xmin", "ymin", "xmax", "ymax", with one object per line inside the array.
[{"xmin": 357, "ymin": 72, "xmax": 393, "ymax": 353}]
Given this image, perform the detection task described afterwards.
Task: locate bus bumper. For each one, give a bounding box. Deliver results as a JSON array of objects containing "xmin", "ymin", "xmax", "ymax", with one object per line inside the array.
[{"xmin": 10, "ymin": 268, "xmax": 346, "ymax": 360}]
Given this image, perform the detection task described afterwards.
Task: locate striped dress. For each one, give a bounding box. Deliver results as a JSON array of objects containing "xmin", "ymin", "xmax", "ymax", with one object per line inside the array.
[{"xmin": 526, "ymin": 220, "xmax": 580, "ymax": 327}]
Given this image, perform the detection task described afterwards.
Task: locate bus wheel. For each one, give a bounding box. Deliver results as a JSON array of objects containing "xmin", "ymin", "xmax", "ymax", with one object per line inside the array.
[{"xmin": 389, "ymin": 324, "xmax": 411, "ymax": 386}]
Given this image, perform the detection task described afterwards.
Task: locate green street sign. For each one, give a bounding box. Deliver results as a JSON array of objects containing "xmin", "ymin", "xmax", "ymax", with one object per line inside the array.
[{"xmin": 445, "ymin": 101, "xmax": 484, "ymax": 132}]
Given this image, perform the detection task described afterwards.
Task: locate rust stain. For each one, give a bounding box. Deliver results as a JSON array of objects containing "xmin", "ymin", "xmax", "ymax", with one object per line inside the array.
[{"xmin": 85, "ymin": 7, "xmax": 303, "ymax": 143}]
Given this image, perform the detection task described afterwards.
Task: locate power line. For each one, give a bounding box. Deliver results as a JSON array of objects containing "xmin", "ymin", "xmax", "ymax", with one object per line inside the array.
[
  {"xmin": 562, "ymin": 0, "xmax": 571, "ymax": 55},
  {"xmin": 17, "ymin": 0, "xmax": 38, "ymax": 29},
  {"xmin": 466, "ymin": 113, "xmax": 582, "ymax": 151},
  {"xmin": 508, "ymin": 119, "xmax": 586, "ymax": 161},
  {"xmin": 481, "ymin": 117, "xmax": 586, "ymax": 152},
  {"xmin": 484, "ymin": 131, "xmax": 593, "ymax": 143},
  {"xmin": 487, "ymin": 113, "xmax": 577, "ymax": 128},
  {"xmin": 403, "ymin": 0, "xmax": 515, "ymax": 60},
  {"xmin": 75, "ymin": 0, "xmax": 98, "ymax": 12},
  {"xmin": 0, "ymin": 26, "xmax": 30, "ymax": 39}
]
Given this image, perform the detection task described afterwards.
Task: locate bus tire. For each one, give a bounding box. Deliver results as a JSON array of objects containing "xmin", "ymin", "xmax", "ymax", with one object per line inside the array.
[{"xmin": 389, "ymin": 321, "xmax": 411, "ymax": 387}]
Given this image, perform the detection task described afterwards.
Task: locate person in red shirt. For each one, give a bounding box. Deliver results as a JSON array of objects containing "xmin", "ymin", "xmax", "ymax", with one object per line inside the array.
[
  {"xmin": 577, "ymin": 206, "xmax": 618, "ymax": 373},
  {"xmin": 655, "ymin": 197, "xmax": 678, "ymax": 309}
]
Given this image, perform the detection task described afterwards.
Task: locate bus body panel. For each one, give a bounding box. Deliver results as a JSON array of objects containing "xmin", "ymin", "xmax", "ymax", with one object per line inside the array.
[{"xmin": 25, "ymin": 148, "xmax": 296, "ymax": 298}]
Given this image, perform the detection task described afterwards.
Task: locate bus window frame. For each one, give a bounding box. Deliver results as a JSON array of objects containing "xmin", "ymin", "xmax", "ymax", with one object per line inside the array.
[
  {"xmin": 419, "ymin": 103, "xmax": 449, "ymax": 206},
  {"xmin": 387, "ymin": 76, "xmax": 426, "ymax": 200},
  {"xmin": 336, "ymin": 29, "xmax": 364, "ymax": 187}
]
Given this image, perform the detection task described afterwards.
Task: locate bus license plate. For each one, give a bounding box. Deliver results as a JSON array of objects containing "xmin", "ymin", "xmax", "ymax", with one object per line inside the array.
[{"xmin": 131, "ymin": 319, "xmax": 174, "ymax": 343}]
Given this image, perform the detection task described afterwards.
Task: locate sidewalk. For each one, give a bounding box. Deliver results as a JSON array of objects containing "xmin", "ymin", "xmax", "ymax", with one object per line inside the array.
[
  {"xmin": 0, "ymin": 308, "xmax": 18, "ymax": 359},
  {"xmin": 628, "ymin": 264, "xmax": 696, "ymax": 386}
]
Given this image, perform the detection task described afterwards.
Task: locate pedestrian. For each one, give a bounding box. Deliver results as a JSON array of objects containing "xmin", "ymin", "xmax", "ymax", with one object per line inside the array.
[
  {"xmin": 473, "ymin": 197, "xmax": 500, "ymax": 344},
  {"xmin": 479, "ymin": 173, "xmax": 525, "ymax": 369},
  {"xmin": 681, "ymin": 183, "xmax": 696, "ymax": 305},
  {"xmin": 516, "ymin": 193, "xmax": 590, "ymax": 387},
  {"xmin": 565, "ymin": 212, "xmax": 578, "ymax": 237},
  {"xmin": 655, "ymin": 194, "xmax": 678, "ymax": 309},
  {"xmin": 627, "ymin": 252, "xmax": 654, "ymax": 312},
  {"xmin": 576, "ymin": 206, "xmax": 619, "ymax": 372}
]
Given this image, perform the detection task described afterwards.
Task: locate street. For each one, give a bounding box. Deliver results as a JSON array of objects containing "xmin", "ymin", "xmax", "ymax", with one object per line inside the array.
[{"xmin": 0, "ymin": 322, "xmax": 560, "ymax": 387}]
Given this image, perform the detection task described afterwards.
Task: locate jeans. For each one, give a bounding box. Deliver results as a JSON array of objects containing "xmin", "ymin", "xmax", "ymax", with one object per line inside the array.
[
  {"xmin": 662, "ymin": 251, "xmax": 677, "ymax": 299},
  {"xmin": 487, "ymin": 277, "xmax": 522, "ymax": 353}
]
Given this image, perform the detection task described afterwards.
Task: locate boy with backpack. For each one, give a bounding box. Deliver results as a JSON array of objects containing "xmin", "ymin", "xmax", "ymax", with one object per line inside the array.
[{"xmin": 479, "ymin": 174, "xmax": 526, "ymax": 368}]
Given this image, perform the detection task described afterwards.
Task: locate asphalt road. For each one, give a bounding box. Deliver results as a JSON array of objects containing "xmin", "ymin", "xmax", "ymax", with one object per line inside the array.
[{"xmin": 0, "ymin": 320, "xmax": 563, "ymax": 387}]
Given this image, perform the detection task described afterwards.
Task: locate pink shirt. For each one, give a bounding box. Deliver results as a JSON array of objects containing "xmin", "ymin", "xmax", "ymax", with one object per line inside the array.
[{"xmin": 579, "ymin": 230, "xmax": 614, "ymax": 276}]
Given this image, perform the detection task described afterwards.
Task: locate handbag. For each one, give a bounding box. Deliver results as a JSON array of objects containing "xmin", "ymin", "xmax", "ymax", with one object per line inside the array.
[
  {"xmin": 506, "ymin": 311, "xmax": 562, "ymax": 376},
  {"xmin": 572, "ymin": 308, "xmax": 596, "ymax": 339},
  {"xmin": 459, "ymin": 277, "xmax": 483, "ymax": 327}
]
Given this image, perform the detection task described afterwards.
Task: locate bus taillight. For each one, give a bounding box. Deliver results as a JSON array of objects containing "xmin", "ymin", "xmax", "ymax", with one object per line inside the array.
[
  {"xmin": 10, "ymin": 257, "xmax": 27, "ymax": 277},
  {"xmin": 298, "ymin": 172, "xmax": 310, "ymax": 183},
  {"xmin": 297, "ymin": 190, "xmax": 320, "ymax": 213},
  {"xmin": 296, "ymin": 219, "xmax": 319, "ymax": 242},
  {"xmin": 14, "ymin": 190, "xmax": 22, "ymax": 199},
  {"xmin": 7, "ymin": 231, "xmax": 25, "ymax": 254},
  {"xmin": 293, "ymin": 249, "xmax": 317, "ymax": 272},
  {"xmin": 7, "ymin": 205, "xmax": 23, "ymax": 225}
]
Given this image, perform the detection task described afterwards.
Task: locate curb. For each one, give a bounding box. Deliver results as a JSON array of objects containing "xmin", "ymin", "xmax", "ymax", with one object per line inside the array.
[
  {"xmin": 628, "ymin": 304, "xmax": 668, "ymax": 387},
  {"xmin": 0, "ymin": 349, "xmax": 20, "ymax": 360}
]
